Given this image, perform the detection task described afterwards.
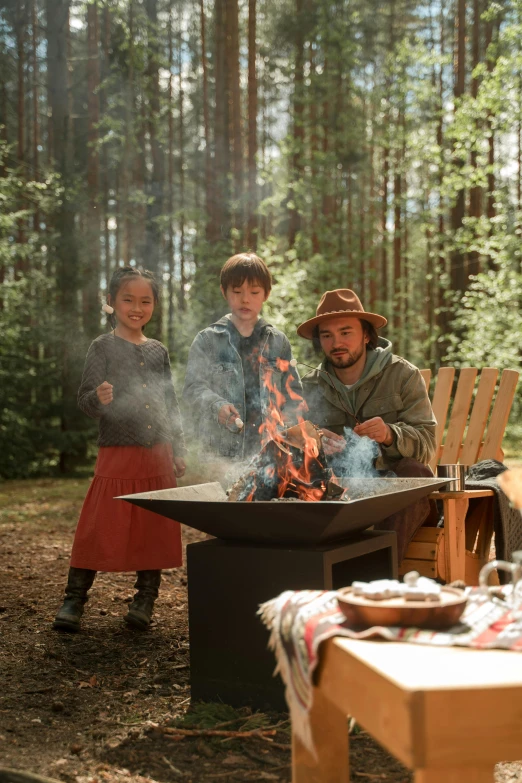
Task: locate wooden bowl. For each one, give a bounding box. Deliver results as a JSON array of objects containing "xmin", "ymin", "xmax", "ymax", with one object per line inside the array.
[{"xmin": 336, "ymin": 586, "xmax": 468, "ymax": 630}]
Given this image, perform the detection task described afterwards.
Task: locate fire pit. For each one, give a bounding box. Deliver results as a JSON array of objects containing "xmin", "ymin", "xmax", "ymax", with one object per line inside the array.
[
  {"xmin": 118, "ymin": 477, "xmax": 447, "ymax": 710},
  {"xmin": 118, "ymin": 476, "xmax": 447, "ymax": 546},
  {"xmin": 119, "ymin": 422, "xmax": 449, "ymax": 709}
]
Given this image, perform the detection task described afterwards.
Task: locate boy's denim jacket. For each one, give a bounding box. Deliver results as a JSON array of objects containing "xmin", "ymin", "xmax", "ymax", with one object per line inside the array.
[{"xmin": 182, "ymin": 315, "xmax": 304, "ymax": 459}]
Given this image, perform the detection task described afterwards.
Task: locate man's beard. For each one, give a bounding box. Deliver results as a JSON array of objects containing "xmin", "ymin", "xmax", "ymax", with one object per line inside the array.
[{"xmin": 327, "ymin": 343, "xmax": 366, "ymax": 369}]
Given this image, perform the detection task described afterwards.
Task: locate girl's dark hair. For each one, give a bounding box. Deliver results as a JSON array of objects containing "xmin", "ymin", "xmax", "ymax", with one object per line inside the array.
[
  {"xmin": 220, "ymin": 253, "xmax": 272, "ymax": 294},
  {"xmin": 106, "ymin": 266, "xmax": 159, "ymax": 329},
  {"xmin": 312, "ymin": 319, "xmax": 379, "ymax": 353}
]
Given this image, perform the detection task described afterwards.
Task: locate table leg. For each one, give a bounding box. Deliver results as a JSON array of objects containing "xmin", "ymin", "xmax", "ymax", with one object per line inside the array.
[
  {"xmin": 415, "ymin": 764, "xmax": 494, "ymax": 783},
  {"xmin": 291, "ymin": 687, "xmax": 349, "ymax": 783}
]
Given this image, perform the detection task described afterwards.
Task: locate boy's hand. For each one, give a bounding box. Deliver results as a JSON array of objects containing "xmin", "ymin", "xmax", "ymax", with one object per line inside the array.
[
  {"xmin": 173, "ymin": 457, "xmax": 186, "ymax": 478},
  {"xmin": 218, "ymin": 403, "xmax": 240, "ymax": 428},
  {"xmin": 354, "ymin": 417, "xmax": 393, "ymax": 446},
  {"xmin": 97, "ymin": 381, "xmax": 113, "ymax": 405},
  {"xmin": 320, "ymin": 428, "xmax": 346, "ymax": 455}
]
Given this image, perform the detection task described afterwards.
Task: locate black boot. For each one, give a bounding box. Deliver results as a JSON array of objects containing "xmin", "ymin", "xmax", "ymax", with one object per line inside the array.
[
  {"xmin": 124, "ymin": 570, "xmax": 162, "ymax": 630},
  {"xmin": 53, "ymin": 567, "xmax": 97, "ymax": 632}
]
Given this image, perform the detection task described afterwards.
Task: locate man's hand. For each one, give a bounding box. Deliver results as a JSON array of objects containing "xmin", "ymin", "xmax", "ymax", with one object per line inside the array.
[
  {"xmin": 320, "ymin": 428, "xmax": 346, "ymax": 455},
  {"xmin": 218, "ymin": 403, "xmax": 240, "ymax": 429},
  {"xmin": 354, "ymin": 417, "xmax": 393, "ymax": 446},
  {"xmin": 174, "ymin": 457, "xmax": 186, "ymax": 478},
  {"xmin": 97, "ymin": 381, "xmax": 113, "ymax": 405}
]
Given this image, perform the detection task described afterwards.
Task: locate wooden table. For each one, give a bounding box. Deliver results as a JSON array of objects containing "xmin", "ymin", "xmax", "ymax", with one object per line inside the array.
[{"xmin": 292, "ymin": 638, "xmax": 522, "ymax": 783}]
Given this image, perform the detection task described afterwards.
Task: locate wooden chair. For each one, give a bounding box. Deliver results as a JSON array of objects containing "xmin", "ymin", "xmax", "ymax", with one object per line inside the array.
[{"xmin": 398, "ymin": 367, "xmax": 519, "ymax": 584}]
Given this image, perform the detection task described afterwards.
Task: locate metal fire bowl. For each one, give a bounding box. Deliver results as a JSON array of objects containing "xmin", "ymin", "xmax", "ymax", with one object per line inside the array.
[{"xmin": 118, "ymin": 477, "xmax": 449, "ymax": 546}]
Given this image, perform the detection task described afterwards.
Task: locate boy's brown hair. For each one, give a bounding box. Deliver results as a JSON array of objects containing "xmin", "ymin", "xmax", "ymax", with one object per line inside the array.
[{"xmin": 220, "ymin": 253, "xmax": 272, "ymax": 295}]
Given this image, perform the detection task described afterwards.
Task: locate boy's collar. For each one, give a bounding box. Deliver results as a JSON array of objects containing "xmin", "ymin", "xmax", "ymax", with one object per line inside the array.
[{"xmin": 212, "ymin": 313, "xmax": 272, "ymax": 332}]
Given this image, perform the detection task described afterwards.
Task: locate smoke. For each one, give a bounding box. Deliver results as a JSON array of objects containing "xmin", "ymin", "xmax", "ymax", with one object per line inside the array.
[{"xmin": 327, "ymin": 428, "xmax": 380, "ymax": 479}]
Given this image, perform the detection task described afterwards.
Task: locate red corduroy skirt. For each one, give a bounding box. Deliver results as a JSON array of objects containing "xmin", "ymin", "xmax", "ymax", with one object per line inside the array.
[{"xmin": 70, "ymin": 444, "xmax": 182, "ymax": 572}]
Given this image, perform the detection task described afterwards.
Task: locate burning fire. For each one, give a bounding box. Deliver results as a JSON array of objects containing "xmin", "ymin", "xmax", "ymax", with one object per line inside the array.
[{"xmin": 256, "ymin": 358, "xmax": 327, "ymax": 502}]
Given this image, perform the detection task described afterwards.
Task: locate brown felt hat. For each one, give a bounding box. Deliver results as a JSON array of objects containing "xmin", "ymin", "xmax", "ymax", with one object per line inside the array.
[{"xmin": 297, "ymin": 289, "xmax": 387, "ymax": 340}]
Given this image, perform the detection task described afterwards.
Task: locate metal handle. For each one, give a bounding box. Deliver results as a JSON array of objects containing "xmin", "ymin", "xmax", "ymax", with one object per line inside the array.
[{"xmin": 479, "ymin": 560, "xmax": 517, "ymax": 593}]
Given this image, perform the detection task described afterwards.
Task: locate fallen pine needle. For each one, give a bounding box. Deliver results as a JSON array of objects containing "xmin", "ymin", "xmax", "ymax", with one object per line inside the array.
[
  {"xmin": 255, "ymin": 734, "xmax": 291, "ymax": 750},
  {"xmin": 162, "ymin": 727, "xmax": 277, "ymax": 739},
  {"xmin": 354, "ymin": 773, "xmax": 388, "ymax": 780},
  {"xmin": 205, "ymin": 716, "xmax": 252, "ymax": 729},
  {"xmin": 161, "ymin": 755, "xmax": 187, "ymax": 777},
  {"xmin": 261, "ymin": 763, "xmax": 290, "ymax": 771}
]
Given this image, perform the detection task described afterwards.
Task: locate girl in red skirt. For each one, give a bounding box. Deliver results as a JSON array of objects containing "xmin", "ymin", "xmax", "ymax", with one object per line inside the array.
[{"xmin": 53, "ymin": 266, "xmax": 186, "ymax": 632}]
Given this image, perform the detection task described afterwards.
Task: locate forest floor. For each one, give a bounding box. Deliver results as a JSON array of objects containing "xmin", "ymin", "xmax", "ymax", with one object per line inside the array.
[{"xmin": 1, "ymin": 475, "xmax": 522, "ymax": 783}]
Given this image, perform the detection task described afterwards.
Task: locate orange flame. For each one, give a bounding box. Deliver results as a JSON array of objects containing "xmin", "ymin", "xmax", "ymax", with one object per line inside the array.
[
  {"xmin": 253, "ymin": 361, "xmax": 326, "ymax": 502},
  {"xmin": 244, "ymin": 475, "xmax": 257, "ymax": 502}
]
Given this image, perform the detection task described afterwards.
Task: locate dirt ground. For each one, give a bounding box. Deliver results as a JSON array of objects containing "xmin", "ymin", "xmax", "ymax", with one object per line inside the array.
[{"xmin": 1, "ymin": 477, "xmax": 521, "ymax": 783}]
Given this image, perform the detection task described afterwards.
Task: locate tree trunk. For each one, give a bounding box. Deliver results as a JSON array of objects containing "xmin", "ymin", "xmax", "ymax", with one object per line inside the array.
[
  {"xmin": 346, "ymin": 166, "xmax": 353, "ymax": 273},
  {"xmin": 519, "ymin": 70, "xmax": 522, "ymax": 218},
  {"xmin": 450, "ymin": 0, "xmax": 467, "ymax": 292},
  {"xmin": 31, "ymin": 0, "xmax": 39, "ymax": 232},
  {"xmin": 424, "ymin": 191, "xmax": 434, "ymax": 365},
  {"xmin": 46, "ymin": 0, "xmax": 80, "ymax": 473},
  {"xmin": 468, "ymin": 0, "xmax": 482, "ymax": 278},
  {"xmin": 436, "ymin": 0, "xmax": 447, "ymax": 366},
  {"xmin": 309, "ymin": 42, "xmax": 319, "ymax": 254},
  {"xmin": 199, "ymin": 0, "xmax": 213, "ymax": 241},
  {"xmin": 393, "ymin": 139, "xmax": 402, "ymax": 341},
  {"xmin": 322, "ymin": 56, "xmax": 335, "ymax": 224},
  {"xmin": 178, "ymin": 11, "xmax": 186, "ymax": 312},
  {"xmin": 213, "ymin": 0, "xmax": 230, "ymax": 242},
  {"xmin": 227, "ymin": 0, "xmax": 242, "ymax": 245},
  {"xmin": 145, "ymin": 0, "xmax": 164, "ymax": 335},
  {"xmin": 16, "ymin": 0, "xmax": 25, "ymax": 169},
  {"xmin": 101, "ymin": 3, "xmax": 111, "ymax": 284},
  {"xmin": 122, "ymin": 0, "xmax": 134, "ymax": 265},
  {"xmin": 259, "ymin": 57, "xmax": 269, "ymax": 241},
  {"xmin": 0, "ymin": 82, "xmax": 7, "ymax": 182},
  {"xmin": 358, "ymin": 169, "xmax": 366, "ymax": 296},
  {"xmin": 484, "ymin": 2, "xmax": 501, "ymax": 267},
  {"xmin": 246, "ymin": 0, "xmax": 258, "ymax": 249},
  {"xmin": 368, "ymin": 73, "xmax": 377, "ymax": 310},
  {"xmin": 167, "ymin": 8, "xmax": 175, "ymax": 351},
  {"xmin": 380, "ymin": 142, "xmax": 389, "ymax": 308},
  {"xmin": 84, "ymin": 1, "xmax": 101, "ymax": 339},
  {"xmin": 288, "ymin": 0, "xmax": 304, "ymax": 248},
  {"xmin": 402, "ymin": 118, "xmax": 408, "ymax": 355},
  {"xmin": 15, "ymin": 0, "xmax": 27, "ymax": 271}
]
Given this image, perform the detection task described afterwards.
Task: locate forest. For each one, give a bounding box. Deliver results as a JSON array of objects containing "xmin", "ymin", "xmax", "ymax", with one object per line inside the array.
[{"xmin": 1, "ymin": 0, "xmax": 522, "ymax": 478}]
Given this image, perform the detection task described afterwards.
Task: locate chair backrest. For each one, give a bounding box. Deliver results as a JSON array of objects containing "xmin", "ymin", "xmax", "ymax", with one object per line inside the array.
[{"xmin": 421, "ymin": 367, "xmax": 519, "ymax": 471}]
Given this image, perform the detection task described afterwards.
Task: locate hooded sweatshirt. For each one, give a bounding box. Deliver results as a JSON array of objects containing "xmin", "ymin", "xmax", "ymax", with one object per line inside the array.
[{"xmin": 301, "ymin": 337, "xmax": 436, "ymax": 470}]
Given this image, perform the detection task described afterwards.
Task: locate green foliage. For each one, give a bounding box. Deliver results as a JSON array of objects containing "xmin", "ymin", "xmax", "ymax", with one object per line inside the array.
[
  {"xmin": 446, "ymin": 265, "xmax": 522, "ymax": 439},
  {"xmin": 446, "ymin": 268, "xmax": 522, "ymax": 370},
  {"xmin": 0, "ymin": 147, "xmax": 94, "ymax": 479},
  {"xmin": 173, "ymin": 702, "xmax": 241, "ymax": 729},
  {"xmin": 0, "ymin": 274, "xmax": 94, "ymax": 479}
]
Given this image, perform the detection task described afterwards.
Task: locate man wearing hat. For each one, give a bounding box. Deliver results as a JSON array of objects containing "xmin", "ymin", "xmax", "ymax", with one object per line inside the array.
[{"xmin": 297, "ymin": 289, "xmax": 437, "ymax": 562}]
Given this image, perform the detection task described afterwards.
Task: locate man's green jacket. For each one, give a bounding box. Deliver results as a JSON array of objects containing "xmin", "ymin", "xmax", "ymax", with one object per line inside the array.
[{"xmin": 301, "ymin": 337, "xmax": 436, "ymax": 471}]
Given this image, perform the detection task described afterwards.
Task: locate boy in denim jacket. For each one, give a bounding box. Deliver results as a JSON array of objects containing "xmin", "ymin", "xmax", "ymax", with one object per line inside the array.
[{"xmin": 183, "ymin": 253, "xmax": 303, "ymax": 462}]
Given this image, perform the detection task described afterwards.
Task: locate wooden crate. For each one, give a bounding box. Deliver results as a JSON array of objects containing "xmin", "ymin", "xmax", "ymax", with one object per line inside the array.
[{"xmin": 400, "ymin": 527, "xmax": 445, "ymax": 581}]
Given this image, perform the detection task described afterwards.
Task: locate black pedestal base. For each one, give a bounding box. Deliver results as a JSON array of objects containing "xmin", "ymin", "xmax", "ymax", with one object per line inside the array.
[{"xmin": 187, "ymin": 530, "xmax": 397, "ymax": 711}]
